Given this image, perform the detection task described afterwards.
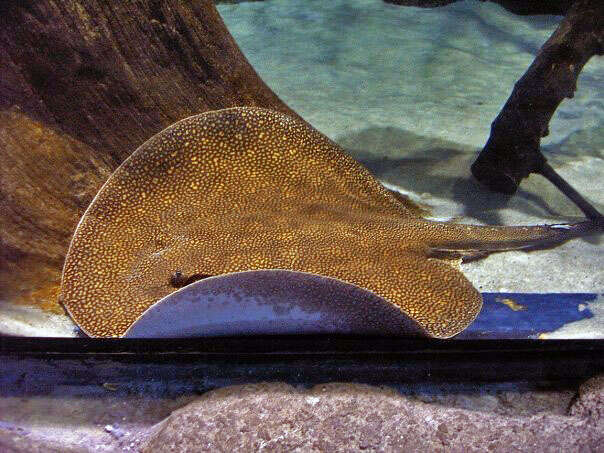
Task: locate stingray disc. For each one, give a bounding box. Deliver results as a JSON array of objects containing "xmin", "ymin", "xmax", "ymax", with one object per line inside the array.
[
  {"xmin": 123, "ymin": 269, "xmax": 425, "ymax": 338},
  {"xmin": 60, "ymin": 107, "xmax": 482, "ymax": 338}
]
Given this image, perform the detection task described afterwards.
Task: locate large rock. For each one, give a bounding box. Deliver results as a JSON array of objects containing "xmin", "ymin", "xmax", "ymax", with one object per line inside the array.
[
  {"xmin": 142, "ymin": 381, "xmax": 604, "ymax": 452},
  {"xmin": 569, "ymin": 374, "xmax": 604, "ymax": 423}
]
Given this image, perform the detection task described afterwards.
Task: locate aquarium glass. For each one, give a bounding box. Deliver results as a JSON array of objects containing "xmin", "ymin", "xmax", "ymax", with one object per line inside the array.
[{"xmin": 1, "ymin": 0, "xmax": 602, "ymax": 339}]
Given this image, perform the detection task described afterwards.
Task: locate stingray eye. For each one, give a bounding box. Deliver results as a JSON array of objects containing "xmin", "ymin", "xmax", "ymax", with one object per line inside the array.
[
  {"xmin": 170, "ymin": 271, "xmax": 211, "ymax": 288},
  {"xmin": 170, "ymin": 271, "xmax": 186, "ymax": 288}
]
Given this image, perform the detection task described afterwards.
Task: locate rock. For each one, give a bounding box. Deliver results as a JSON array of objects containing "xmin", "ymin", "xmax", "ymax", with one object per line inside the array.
[
  {"xmin": 142, "ymin": 381, "xmax": 604, "ymax": 452},
  {"xmin": 569, "ymin": 374, "xmax": 604, "ymax": 423}
]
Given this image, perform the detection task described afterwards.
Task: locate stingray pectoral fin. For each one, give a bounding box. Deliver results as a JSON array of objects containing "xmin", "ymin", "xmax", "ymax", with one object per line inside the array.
[
  {"xmin": 387, "ymin": 255, "xmax": 483, "ymax": 339},
  {"xmin": 122, "ymin": 269, "xmax": 428, "ymax": 338}
]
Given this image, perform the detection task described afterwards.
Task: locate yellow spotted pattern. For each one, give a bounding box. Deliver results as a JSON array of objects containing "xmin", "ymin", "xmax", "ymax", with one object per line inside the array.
[{"xmin": 61, "ymin": 107, "xmax": 489, "ymax": 338}]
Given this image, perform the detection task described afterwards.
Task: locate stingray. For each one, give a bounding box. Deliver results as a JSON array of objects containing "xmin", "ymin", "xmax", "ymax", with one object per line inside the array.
[{"xmin": 59, "ymin": 107, "xmax": 601, "ymax": 338}]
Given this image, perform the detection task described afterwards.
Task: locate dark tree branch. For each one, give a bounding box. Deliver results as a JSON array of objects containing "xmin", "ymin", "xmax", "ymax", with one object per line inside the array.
[
  {"xmin": 0, "ymin": 0, "xmax": 297, "ymax": 165},
  {"xmin": 470, "ymin": 0, "xmax": 603, "ymax": 214},
  {"xmin": 538, "ymin": 163, "xmax": 602, "ymax": 220}
]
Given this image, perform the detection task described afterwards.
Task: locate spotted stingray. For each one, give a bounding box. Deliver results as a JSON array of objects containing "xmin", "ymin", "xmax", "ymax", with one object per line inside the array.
[{"xmin": 60, "ymin": 107, "xmax": 600, "ymax": 338}]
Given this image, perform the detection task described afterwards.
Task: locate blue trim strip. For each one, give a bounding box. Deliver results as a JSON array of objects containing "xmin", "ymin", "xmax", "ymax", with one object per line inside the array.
[{"xmin": 458, "ymin": 293, "xmax": 601, "ymax": 339}]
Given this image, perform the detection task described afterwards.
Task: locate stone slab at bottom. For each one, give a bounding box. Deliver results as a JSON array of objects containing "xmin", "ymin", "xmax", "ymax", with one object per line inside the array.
[{"xmin": 143, "ymin": 377, "xmax": 604, "ymax": 453}]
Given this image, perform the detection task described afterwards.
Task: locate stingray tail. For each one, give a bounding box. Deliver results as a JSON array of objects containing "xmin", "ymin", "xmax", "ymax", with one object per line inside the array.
[{"xmin": 426, "ymin": 216, "xmax": 603, "ymax": 256}]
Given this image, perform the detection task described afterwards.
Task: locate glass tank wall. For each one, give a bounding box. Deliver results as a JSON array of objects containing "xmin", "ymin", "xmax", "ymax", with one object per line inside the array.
[{"xmin": 0, "ymin": 0, "xmax": 602, "ymax": 339}]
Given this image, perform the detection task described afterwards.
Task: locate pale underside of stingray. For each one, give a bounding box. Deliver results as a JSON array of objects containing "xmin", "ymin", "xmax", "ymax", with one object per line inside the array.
[
  {"xmin": 60, "ymin": 107, "xmax": 599, "ymax": 338},
  {"xmin": 122, "ymin": 269, "xmax": 426, "ymax": 338}
]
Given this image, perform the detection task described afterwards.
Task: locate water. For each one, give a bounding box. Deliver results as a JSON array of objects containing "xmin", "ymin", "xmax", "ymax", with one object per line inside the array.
[
  {"xmin": 0, "ymin": 0, "xmax": 602, "ymax": 338},
  {"xmin": 218, "ymin": 0, "xmax": 603, "ymax": 148}
]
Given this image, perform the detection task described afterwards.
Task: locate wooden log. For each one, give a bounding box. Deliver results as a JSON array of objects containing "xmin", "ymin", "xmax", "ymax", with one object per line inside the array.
[
  {"xmin": 387, "ymin": 0, "xmax": 601, "ymax": 216},
  {"xmin": 0, "ymin": 0, "xmax": 297, "ymax": 164},
  {"xmin": 470, "ymin": 0, "xmax": 603, "ymax": 198},
  {"xmin": 0, "ymin": 109, "xmax": 112, "ymax": 313},
  {"xmin": 0, "ymin": 0, "xmax": 296, "ymax": 314}
]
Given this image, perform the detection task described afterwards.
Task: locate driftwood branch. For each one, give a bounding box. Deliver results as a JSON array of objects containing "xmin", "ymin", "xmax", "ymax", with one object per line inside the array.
[
  {"xmin": 0, "ymin": 0, "xmax": 297, "ymax": 164},
  {"xmin": 384, "ymin": 0, "xmax": 600, "ymax": 216},
  {"xmin": 0, "ymin": 0, "xmax": 296, "ymax": 313},
  {"xmin": 469, "ymin": 0, "xmax": 603, "ymax": 217}
]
